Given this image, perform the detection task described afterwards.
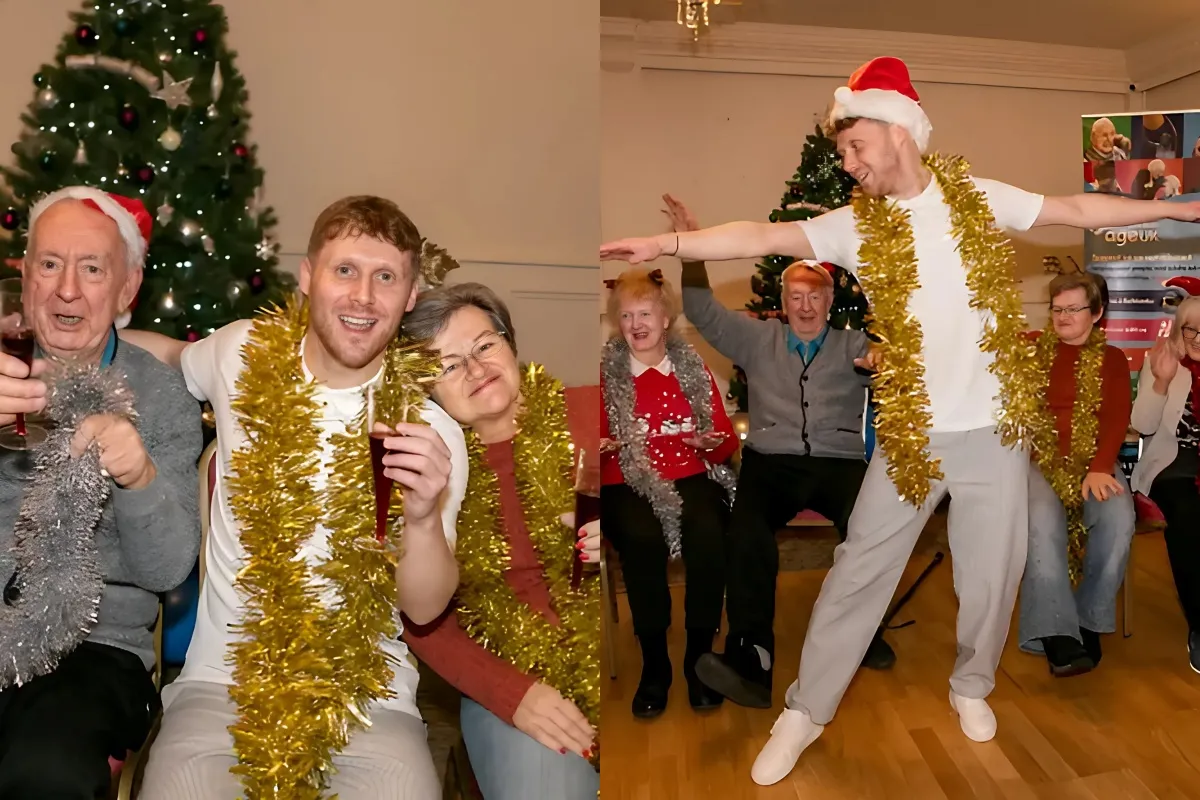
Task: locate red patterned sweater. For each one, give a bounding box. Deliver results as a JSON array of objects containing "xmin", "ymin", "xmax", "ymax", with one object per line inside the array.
[{"xmin": 600, "ymin": 354, "xmax": 739, "ymax": 486}]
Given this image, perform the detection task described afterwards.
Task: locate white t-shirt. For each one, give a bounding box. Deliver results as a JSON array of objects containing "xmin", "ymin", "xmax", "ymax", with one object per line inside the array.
[
  {"xmin": 163, "ymin": 318, "xmax": 468, "ymax": 719},
  {"xmin": 798, "ymin": 177, "xmax": 1044, "ymax": 432}
]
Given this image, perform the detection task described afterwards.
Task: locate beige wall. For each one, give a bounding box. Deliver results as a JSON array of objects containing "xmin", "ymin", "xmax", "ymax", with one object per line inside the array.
[
  {"xmin": 1144, "ymin": 71, "xmax": 1200, "ymax": 117},
  {"xmin": 0, "ymin": 0, "xmax": 601, "ymax": 385},
  {"xmin": 601, "ymin": 21, "xmax": 1130, "ymax": 391}
]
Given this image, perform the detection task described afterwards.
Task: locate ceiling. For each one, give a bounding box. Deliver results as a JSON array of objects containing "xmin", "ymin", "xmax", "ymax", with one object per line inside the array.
[{"xmin": 599, "ymin": 0, "xmax": 1200, "ymax": 49}]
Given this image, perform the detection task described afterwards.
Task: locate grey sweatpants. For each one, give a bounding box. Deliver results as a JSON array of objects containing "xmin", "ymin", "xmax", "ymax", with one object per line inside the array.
[
  {"xmin": 139, "ymin": 681, "xmax": 440, "ymax": 799},
  {"xmin": 784, "ymin": 427, "xmax": 1028, "ymax": 725}
]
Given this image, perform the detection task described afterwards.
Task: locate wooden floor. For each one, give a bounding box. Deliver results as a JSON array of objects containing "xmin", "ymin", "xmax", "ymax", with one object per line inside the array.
[{"xmin": 599, "ymin": 532, "xmax": 1200, "ymax": 799}]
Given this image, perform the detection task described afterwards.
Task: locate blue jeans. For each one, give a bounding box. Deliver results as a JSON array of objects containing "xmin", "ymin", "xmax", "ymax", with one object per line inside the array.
[
  {"xmin": 1019, "ymin": 462, "xmax": 1136, "ymax": 652},
  {"xmin": 460, "ymin": 697, "xmax": 598, "ymax": 800}
]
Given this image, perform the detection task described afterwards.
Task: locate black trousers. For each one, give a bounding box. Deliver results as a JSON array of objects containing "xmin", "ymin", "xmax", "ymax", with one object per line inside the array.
[
  {"xmin": 601, "ymin": 473, "xmax": 730, "ymax": 636},
  {"xmin": 0, "ymin": 641, "xmax": 159, "ymax": 800},
  {"xmin": 1149, "ymin": 476, "xmax": 1200, "ymax": 632},
  {"xmin": 726, "ymin": 448, "xmax": 868, "ymax": 648}
]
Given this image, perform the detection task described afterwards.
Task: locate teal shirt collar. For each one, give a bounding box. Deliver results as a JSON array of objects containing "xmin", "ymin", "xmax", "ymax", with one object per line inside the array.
[
  {"xmin": 787, "ymin": 324, "xmax": 829, "ymax": 364},
  {"xmin": 34, "ymin": 326, "xmax": 118, "ymax": 368}
]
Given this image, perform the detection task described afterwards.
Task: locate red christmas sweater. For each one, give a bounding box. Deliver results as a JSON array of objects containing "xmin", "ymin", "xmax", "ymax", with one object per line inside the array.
[{"xmin": 600, "ymin": 355, "xmax": 739, "ymax": 486}]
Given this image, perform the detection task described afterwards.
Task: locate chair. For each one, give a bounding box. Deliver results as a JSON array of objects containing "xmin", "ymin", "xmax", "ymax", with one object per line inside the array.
[{"xmin": 111, "ymin": 440, "xmax": 217, "ymax": 799}]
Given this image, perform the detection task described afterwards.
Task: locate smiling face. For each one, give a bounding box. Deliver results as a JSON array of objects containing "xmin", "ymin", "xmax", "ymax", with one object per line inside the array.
[
  {"xmin": 427, "ymin": 304, "xmax": 521, "ymax": 431},
  {"xmin": 783, "ymin": 272, "xmax": 833, "ymax": 339},
  {"xmin": 298, "ymin": 234, "xmax": 418, "ymax": 384},
  {"xmin": 23, "ymin": 199, "xmax": 140, "ymax": 362},
  {"xmin": 617, "ymin": 294, "xmax": 668, "ymax": 357},
  {"xmin": 836, "ymin": 118, "xmax": 908, "ymax": 198}
]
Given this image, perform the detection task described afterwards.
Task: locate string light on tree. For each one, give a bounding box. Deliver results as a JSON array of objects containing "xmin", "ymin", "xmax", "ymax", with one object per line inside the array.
[{"xmin": 0, "ymin": 0, "xmax": 294, "ymax": 336}]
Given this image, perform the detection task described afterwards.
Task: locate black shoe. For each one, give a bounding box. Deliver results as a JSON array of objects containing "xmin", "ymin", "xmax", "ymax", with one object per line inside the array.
[
  {"xmin": 694, "ymin": 636, "xmax": 772, "ymax": 709},
  {"xmin": 683, "ymin": 628, "xmax": 723, "ymax": 712},
  {"xmin": 861, "ymin": 630, "xmax": 896, "ymax": 670},
  {"xmin": 1079, "ymin": 627, "xmax": 1102, "ymax": 667},
  {"xmin": 1041, "ymin": 635, "xmax": 1095, "ymax": 678},
  {"xmin": 1189, "ymin": 630, "xmax": 1200, "ymax": 675},
  {"xmin": 632, "ymin": 668, "xmax": 671, "ymax": 718}
]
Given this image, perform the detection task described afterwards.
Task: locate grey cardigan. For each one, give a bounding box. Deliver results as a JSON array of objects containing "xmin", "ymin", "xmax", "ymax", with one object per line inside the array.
[
  {"xmin": 681, "ymin": 262, "xmax": 871, "ymax": 460},
  {"xmin": 0, "ymin": 342, "xmax": 202, "ymax": 670},
  {"xmin": 1130, "ymin": 365, "xmax": 1191, "ymax": 494}
]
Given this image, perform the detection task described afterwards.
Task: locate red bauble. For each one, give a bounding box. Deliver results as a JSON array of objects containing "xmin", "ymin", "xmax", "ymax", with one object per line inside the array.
[
  {"xmin": 185, "ymin": 330, "xmax": 200, "ymax": 342},
  {"xmin": 118, "ymin": 105, "xmax": 139, "ymax": 131},
  {"xmin": 1, "ymin": 209, "xmax": 19, "ymax": 231},
  {"xmin": 190, "ymin": 28, "xmax": 208, "ymax": 48},
  {"xmin": 232, "ymin": 143, "xmax": 249, "ymax": 159},
  {"xmin": 135, "ymin": 166, "xmax": 155, "ymax": 185},
  {"xmin": 75, "ymin": 24, "xmax": 98, "ymax": 47}
]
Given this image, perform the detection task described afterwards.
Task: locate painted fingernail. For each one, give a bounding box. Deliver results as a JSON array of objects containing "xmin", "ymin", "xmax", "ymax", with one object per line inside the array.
[
  {"xmin": 583, "ymin": 749, "xmax": 592, "ymax": 759},
  {"xmin": 559, "ymin": 748, "xmax": 567, "ymax": 754},
  {"xmin": 580, "ymin": 554, "xmax": 589, "ymax": 561},
  {"xmin": 575, "ymin": 541, "xmax": 584, "ymax": 549}
]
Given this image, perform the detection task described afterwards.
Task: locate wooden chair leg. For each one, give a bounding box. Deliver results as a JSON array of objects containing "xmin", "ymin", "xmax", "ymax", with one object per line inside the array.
[{"xmin": 600, "ymin": 543, "xmax": 617, "ymax": 679}]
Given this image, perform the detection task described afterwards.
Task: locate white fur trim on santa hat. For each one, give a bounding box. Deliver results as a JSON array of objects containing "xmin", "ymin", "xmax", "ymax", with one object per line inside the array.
[
  {"xmin": 27, "ymin": 186, "xmax": 148, "ymax": 269},
  {"xmin": 831, "ymin": 86, "xmax": 932, "ymax": 153}
]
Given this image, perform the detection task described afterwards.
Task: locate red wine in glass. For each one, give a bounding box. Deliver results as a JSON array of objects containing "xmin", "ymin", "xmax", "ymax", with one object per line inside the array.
[
  {"xmin": 1, "ymin": 329, "xmax": 33, "ymax": 438},
  {"xmin": 369, "ymin": 432, "xmax": 392, "ymax": 543},
  {"xmin": 572, "ymin": 447, "xmax": 601, "ymax": 589}
]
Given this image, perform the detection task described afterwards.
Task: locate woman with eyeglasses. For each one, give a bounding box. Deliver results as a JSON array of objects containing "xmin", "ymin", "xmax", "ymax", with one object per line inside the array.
[
  {"xmin": 400, "ymin": 282, "xmax": 600, "ymax": 800},
  {"xmin": 1131, "ymin": 294, "xmax": 1200, "ymax": 674},
  {"xmin": 1018, "ymin": 272, "xmax": 1133, "ymax": 677},
  {"xmin": 600, "ymin": 267, "xmax": 738, "ymax": 718}
]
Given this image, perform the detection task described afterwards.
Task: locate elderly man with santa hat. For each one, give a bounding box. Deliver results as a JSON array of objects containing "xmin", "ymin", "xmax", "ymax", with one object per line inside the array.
[
  {"xmin": 0, "ymin": 187, "xmax": 201, "ymax": 797},
  {"xmin": 602, "ymin": 56, "xmax": 1200, "ymax": 786}
]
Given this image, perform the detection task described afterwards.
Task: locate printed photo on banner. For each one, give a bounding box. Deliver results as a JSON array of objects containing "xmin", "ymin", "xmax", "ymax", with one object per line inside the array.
[{"xmin": 1082, "ymin": 110, "xmax": 1200, "ymax": 377}]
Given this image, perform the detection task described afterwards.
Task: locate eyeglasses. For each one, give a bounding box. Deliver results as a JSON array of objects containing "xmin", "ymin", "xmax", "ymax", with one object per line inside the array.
[
  {"xmin": 1049, "ymin": 305, "xmax": 1090, "ymax": 317},
  {"xmin": 1182, "ymin": 325, "xmax": 1200, "ymax": 341},
  {"xmin": 435, "ymin": 331, "xmax": 508, "ymax": 383}
]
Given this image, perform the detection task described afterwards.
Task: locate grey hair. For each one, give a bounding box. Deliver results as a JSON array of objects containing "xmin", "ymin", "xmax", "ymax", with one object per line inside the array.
[{"xmin": 402, "ymin": 282, "xmax": 517, "ymax": 355}]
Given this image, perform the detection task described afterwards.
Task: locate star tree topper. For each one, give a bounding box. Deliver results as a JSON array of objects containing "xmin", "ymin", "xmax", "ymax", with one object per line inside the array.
[{"xmin": 151, "ymin": 72, "xmax": 194, "ymax": 110}]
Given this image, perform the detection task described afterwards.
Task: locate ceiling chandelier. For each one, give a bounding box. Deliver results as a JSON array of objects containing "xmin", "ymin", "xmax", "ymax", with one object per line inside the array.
[{"xmin": 677, "ymin": 0, "xmax": 722, "ymax": 39}]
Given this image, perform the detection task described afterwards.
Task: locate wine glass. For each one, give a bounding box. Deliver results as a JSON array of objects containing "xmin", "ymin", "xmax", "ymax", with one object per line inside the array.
[
  {"xmin": 572, "ymin": 446, "xmax": 601, "ymax": 588},
  {"xmin": 0, "ymin": 280, "xmax": 46, "ymax": 450}
]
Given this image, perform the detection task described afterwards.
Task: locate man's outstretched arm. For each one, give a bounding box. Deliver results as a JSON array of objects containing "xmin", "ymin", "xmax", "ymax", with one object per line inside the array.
[
  {"xmin": 1034, "ymin": 194, "xmax": 1200, "ymax": 230},
  {"xmin": 600, "ymin": 220, "xmax": 816, "ymax": 264}
]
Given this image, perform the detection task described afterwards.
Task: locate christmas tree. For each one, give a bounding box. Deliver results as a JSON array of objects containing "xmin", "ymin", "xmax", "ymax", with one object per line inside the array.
[
  {"xmin": 727, "ymin": 125, "xmax": 864, "ymax": 411},
  {"xmin": 0, "ymin": 0, "xmax": 294, "ymax": 341}
]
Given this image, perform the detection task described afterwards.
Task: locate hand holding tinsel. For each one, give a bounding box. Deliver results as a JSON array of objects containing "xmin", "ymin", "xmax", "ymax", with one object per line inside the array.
[
  {"xmin": 70, "ymin": 413, "xmax": 155, "ymax": 489},
  {"xmin": 0, "ymin": 360, "xmax": 136, "ymax": 690}
]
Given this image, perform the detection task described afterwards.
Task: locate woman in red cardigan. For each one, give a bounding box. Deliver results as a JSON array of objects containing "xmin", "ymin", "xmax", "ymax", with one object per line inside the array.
[
  {"xmin": 401, "ymin": 283, "xmax": 599, "ymax": 800},
  {"xmin": 601, "ymin": 267, "xmax": 738, "ymax": 718}
]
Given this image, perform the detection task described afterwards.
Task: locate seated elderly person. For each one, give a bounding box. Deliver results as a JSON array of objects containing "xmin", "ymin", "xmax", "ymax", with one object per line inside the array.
[
  {"xmin": 658, "ymin": 195, "xmax": 890, "ymax": 711},
  {"xmin": 0, "ymin": 188, "xmax": 200, "ymax": 798}
]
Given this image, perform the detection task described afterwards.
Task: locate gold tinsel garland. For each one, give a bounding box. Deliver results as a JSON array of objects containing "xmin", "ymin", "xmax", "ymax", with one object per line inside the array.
[
  {"xmin": 854, "ymin": 154, "xmax": 1051, "ymax": 505},
  {"xmin": 1032, "ymin": 325, "xmax": 1107, "ymax": 586},
  {"xmin": 455, "ymin": 364, "xmax": 601, "ymax": 770},
  {"xmin": 226, "ymin": 301, "xmax": 441, "ymax": 798}
]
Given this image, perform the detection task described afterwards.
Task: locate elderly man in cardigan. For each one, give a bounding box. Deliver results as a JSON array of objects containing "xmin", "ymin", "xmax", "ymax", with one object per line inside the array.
[
  {"xmin": 658, "ymin": 194, "xmax": 891, "ymax": 713},
  {"xmin": 0, "ymin": 187, "xmax": 201, "ymax": 798}
]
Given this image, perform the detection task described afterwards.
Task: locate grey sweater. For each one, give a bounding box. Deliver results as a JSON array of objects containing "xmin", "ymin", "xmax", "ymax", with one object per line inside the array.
[
  {"xmin": 0, "ymin": 342, "xmax": 202, "ymax": 670},
  {"xmin": 681, "ymin": 262, "xmax": 871, "ymax": 460}
]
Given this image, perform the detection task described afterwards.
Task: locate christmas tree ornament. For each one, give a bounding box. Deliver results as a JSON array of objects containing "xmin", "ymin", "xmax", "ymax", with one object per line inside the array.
[
  {"xmin": 207, "ymin": 61, "xmax": 224, "ymax": 119},
  {"xmin": 134, "ymin": 165, "xmax": 155, "ymax": 186},
  {"xmin": 1, "ymin": 209, "xmax": 20, "ymax": 231},
  {"xmin": 113, "ymin": 17, "xmax": 137, "ymax": 37},
  {"xmin": 157, "ymin": 290, "xmax": 182, "ymax": 317},
  {"xmin": 156, "ymin": 201, "xmax": 174, "ymax": 225},
  {"xmin": 158, "ymin": 126, "xmax": 182, "ymax": 151},
  {"xmin": 73, "ymin": 140, "xmax": 87, "ymax": 165},
  {"xmin": 33, "ymin": 73, "xmax": 45, "ymax": 87},
  {"xmin": 35, "ymin": 88, "xmax": 59, "ymax": 110},
  {"xmin": 38, "ymin": 150, "xmax": 56, "ymax": 171},
  {"xmin": 151, "ymin": 72, "xmax": 194, "ymax": 110},
  {"xmin": 116, "ymin": 164, "xmax": 129, "ymax": 178},
  {"xmin": 118, "ymin": 105, "xmax": 139, "ymax": 131},
  {"xmin": 75, "ymin": 25, "xmax": 98, "ymax": 47},
  {"xmin": 191, "ymin": 28, "xmax": 210, "ymax": 49},
  {"xmin": 206, "ymin": 105, "xmax": 220, "ymax": 120},
  {"xmin": 232, "ymin": 142, "xmax": 249, "ymax": 160},
  {"xmin": 64, "ymin": 55, "xmax": 159, "ymax": 92},
  {"xmin": 227, "ymin": 279, "xmax": 248, "ymax": 303},
  {"xmin": 179, "ymin": 218, "xmax": 203, "ymax": 240},
  {"xmin": 249, "ymin": 273, "xmax": 266, "ymax": 293},
  {"xmin": 202, "ymin": 234, "xmax": 215, "ymax": 255},
  {"xmin": 255, "ymin": 236, "xmax": 275, "ymax": 260},
  {"xmin": 185, "ymin": 329, "xmax": 200, "ymax": 342}
]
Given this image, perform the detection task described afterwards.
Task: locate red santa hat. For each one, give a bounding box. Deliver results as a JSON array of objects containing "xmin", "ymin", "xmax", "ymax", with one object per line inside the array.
[
  {"xmin": 1165, "ymin": 275, "xmax": 1200, "ymax": 297},
  {"xmin": 830, "ymin": 57, "xmax": 932, "ymax": 153},
  {"xmin": 27, "ymin": 186, "xmax": 153, "ymax": 328}
]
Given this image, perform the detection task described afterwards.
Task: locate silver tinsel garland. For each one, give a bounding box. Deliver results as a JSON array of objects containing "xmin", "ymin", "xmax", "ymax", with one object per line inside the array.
[
  {"xmin": 601, "ymin": 336, "xmax": 736, "ymax": 558},
  {"xmin": 0, "ymin": 361, "xmax": 137, "ymax": 689}
]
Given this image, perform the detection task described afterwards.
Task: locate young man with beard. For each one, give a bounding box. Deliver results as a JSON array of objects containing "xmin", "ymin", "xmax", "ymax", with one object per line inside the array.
[
  {"xmin": 601, "ymin": 57, "xmax": 1200, "ymax": 786},
  {"xmin": 127, "ymin": 195, "xmax": 468, "ymax": 799}
]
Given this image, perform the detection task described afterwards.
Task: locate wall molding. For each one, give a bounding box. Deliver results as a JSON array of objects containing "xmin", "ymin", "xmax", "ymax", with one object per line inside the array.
[
  {"xmin": 1125, "ymin": 25, "xmax": 1200, "ymax": 91},
  {"xmin": 602, "ymin": 17, "xmax": 1132, "ymax": 95}
]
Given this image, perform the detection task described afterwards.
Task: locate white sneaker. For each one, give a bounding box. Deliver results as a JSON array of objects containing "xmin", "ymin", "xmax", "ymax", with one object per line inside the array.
[
  {"xmin": 750, "ymin": 708, "xmax": 824, "ymax": 786},
  {"xmin": 949, "ymin": 690, "xmax": 997, "ymax": 742}
]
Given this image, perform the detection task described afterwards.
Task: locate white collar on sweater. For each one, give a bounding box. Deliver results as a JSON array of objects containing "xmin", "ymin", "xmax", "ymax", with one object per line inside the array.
[{"xmin": 630, "ymin": 352, "xmax": 673, "ymax": 377}]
